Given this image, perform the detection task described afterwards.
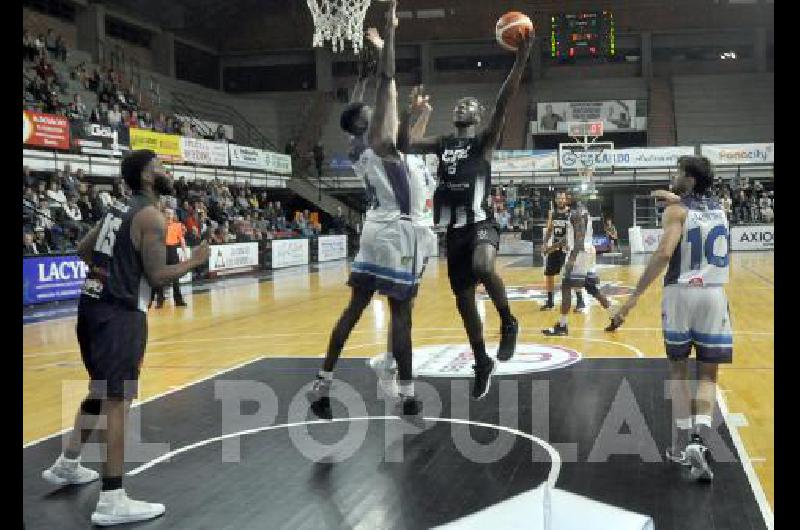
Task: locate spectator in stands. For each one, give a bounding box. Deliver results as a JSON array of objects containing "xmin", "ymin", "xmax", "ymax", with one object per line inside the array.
[
  {"xmin": 33, "ymin": 33, "xmax": 46, "ymax": 60},
  {"xmin": 63, "ymin": 194, "xmax": 84, "ymax": 232},
  {"xmin": 23, "ymin": 166, "xmax": 36, "ymax": 188},
  {"xmin": 61, "ymin": 166, "xmax": 80, "ymax": 196},
  {"xmin": 36, "ymin": 198, "xmax": 54, "ymax": 232},
  {"xmin": 330, "ymin": 206, "xmax": 346, "ymax": 235},
  {"xmin": 748, "ymin": 191, "xmax": 760, "ymax": 223},
  {"xmin": 23, "ymin": 30, "xmax": 37, "ymax": 62},
  {"xmin": 77, "ymin": 189, "xmax": 95, "ymax": 224},
  {"xmin": 733, "ymin": 189, "xmax": 747, "ymax": 224},
  {"xmin": 721, "ymin": 191, "xmax": 733, "ymax": 222},
  {"xmin": 66, "ymin": 94, "xmax": 88, "ymax": 124},
  {"xmin": 604, "ymin": 216, "xmax": 619, "ymax": 252},
  {"xmin": 154, "ymin": 113, "xmax": 167, "ymax": 133},
  {"xmin": 23, "ymin": 231, "xmax": 39, "ymax": 256},
  {"xmin": 46, "ymin": 180, "xmax": 67, "ymax": 210},
  {"xmin": 497, "ymin": 207, "xmax": 510, "ymax": 231},
  {"xmin": 215, "ymin": 125, "xmax": 227, "ymax": 142},
  {"xmin": 760, "ymin": 192, "xmax": 774, "ymax": 223},
  {"xmin": 107, "ymin": 103, "xmax": 122, "ymax": 132},
  {"xmin": 126, "ymin": 110, "xmax": 139, "ymax": 129},
  {"xmin": 45, "ymin": 29, "xmax": 57, "ymax": 60},
  {"xmin": 55, "ymin": 34, "xmax": 67, "ymax": 61},
  {"xmin": 34, "ymin": 227, "xmax": 54, "ymax": 253},
  {"xmin": 210, "ymin": 227, "xmax": 226, "ymax": 245}
]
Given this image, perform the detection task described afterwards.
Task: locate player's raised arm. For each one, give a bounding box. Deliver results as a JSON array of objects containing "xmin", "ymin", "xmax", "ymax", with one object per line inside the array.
[
  {"xmin": 367, "ymin": 0, "xmax": 399, "ymax": 156},
  {"xmin": 481, "ymin": 34, "xmax": 532, "ymax": 156},
  {"xmin": 614, "ymin": 203, "xmax": 687, "ymax": 321},
  {"xmin": 135, "ymin": 206, "xmax": 209, "ymax": 287},
  {"xmin": 399, "ymin": 85, "xmax": 433, "ymax": 152}
]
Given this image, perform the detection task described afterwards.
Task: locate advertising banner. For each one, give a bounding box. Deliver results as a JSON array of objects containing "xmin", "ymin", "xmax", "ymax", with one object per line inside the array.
[
  {"xmin": 264, "ymin": 151, "xmax": 292, "ymax": 175},
  {"xmin": 700, "ymin": 143, "xmax": 774, "ymax": 165},
  {"xmin": 730, "ymin": 225, "xmax": 774, "ymax": 251},
  {"xmin": 229, "ymin": 144, "xmax": 268, "ymax": 170},
  {"xmin": 181, "ymin": 137, "xmax": 229, "ymax": 167},
  {"xmin": 537, "ymin": 100, "xmax": 639, "ymax": 133},
  {"xmin": 317, "ymin": 235, "xmax": 348, "ymax": 262},
  {"xmin": 129, "ymin": 128, "xmax": 183, "ymax": 161},
  {"xmin": 492, "ymin": 150, "xmax": 559, "ymax": 173},
  {"xmin": 209, "ymin": 242, "xmax": 260, "ymax": 274},
  {"xmin": 174, "ymin": 115, "xmax": 234, "ymax": 141},
  {"xmin": 23, "ymin": 111, "xmax": 70, "ymax": 150},
  {"xmin": 73, "ymin": 123, "xmax": 122, "ymax": 156},
  {"xmin": 23, "ymin": 254, "xmax": 88, "ymax": 305},
  {"xmin": 610, "ymin": 146, "xmax": 696, "ymax": 168},
  {"xmin": 272, "ymin": 238, "xmax": 309, "ymax": 269}
]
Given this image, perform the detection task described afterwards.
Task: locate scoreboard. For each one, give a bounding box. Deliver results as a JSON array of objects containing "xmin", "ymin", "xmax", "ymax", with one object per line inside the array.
[{"xmin": 550, "ymin": 11, "xmax": 616, "ymax": 62}]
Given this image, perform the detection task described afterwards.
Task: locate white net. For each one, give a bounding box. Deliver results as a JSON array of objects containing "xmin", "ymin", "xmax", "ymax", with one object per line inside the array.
[{"xmin": 307, "ymin": 0, "xmax": 373, "ymax": 54}]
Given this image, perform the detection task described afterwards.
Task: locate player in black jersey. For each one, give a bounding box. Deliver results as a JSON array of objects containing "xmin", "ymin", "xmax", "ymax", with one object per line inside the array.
[
  {"xmin": 541, "ymin": 191, "xmax": 586, "ymax": 311},
  {"xmin": 407, "ymin": 34, "xmax": 532, "ymax": 399},
  {"xmin": 41, "ymin": 150, "xmax": 209, "ymax": 526}
]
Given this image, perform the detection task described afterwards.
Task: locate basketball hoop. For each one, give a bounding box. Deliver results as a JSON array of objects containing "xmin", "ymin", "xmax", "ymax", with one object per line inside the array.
[{"xmin": 307, "ymin": 0, "xmax": 374, "ymax": 54}]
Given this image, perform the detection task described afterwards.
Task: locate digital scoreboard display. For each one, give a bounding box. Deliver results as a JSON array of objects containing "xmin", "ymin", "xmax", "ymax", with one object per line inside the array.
[{"xmin": 550, "ymin": 11, "xmax": 616, "ymax": 62}]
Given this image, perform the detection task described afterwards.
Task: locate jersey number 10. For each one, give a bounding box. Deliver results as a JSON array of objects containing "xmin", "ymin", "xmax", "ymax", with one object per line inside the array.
[{"xmin": 687, "ymin": 225, "xmax": 729, "ymax": 269}]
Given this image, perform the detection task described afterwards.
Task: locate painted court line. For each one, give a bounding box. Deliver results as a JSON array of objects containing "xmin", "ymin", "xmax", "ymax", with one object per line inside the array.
[
  {"xmin": 716, "ymin": 387, "xmax": 774, "ymax": 530},
  {"xmin": 23, "ymin": 355, "xmax": 267, "ymax": 449}
]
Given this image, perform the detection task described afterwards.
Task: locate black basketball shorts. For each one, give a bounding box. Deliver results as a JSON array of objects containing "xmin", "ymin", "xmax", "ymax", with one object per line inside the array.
[
  {"xmin": 544, "ymin": 249, "xmax": 566, "ymax": 277},
  {"xmin": 77, "ymin": 299, "xmax": 148, "ymax": 400},
  {"xmin": 445, "ymin": 219, "xmax": 500, "ymax": 293}
]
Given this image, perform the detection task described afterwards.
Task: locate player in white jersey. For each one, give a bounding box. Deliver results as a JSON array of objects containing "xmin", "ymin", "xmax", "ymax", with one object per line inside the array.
[
  {"xmin": 607, "ymin": 156, "xmax": 730, "ymax": 482},
  {"xmin": 309, "ymin": 2, "xmax": 425, "ymax": 418},
  {"xmin": 542, "ymin": 195, "xmax": 614, "ymax": 336}
]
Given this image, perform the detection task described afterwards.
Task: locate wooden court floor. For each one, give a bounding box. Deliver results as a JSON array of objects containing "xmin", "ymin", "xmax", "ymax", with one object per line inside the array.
[{"xmin": 23, "ymin": 252, "xmax": 774, "ymax": 510}]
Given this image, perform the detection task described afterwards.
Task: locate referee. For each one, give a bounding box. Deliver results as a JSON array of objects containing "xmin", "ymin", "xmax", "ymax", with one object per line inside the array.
[{"xmin": 151, "ymin": 208, "xmax": 187, "ymax": 307}]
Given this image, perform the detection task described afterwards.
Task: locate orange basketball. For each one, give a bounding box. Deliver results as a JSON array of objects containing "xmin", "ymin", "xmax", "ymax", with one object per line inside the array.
[{"xmin": 495, "ymin": 11, "xmax": 534, "ymax": 51}]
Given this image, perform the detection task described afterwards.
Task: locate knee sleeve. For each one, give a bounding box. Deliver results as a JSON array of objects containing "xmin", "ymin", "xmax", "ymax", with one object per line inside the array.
[{"xmin": 80, "ymin": 398, "xmax": 103, "ymax": 415}]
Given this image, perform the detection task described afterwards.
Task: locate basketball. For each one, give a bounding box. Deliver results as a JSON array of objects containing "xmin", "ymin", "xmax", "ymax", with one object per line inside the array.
[{"xmin": 495, "ymin": 11, "xmax": 534, "ymax": 51}]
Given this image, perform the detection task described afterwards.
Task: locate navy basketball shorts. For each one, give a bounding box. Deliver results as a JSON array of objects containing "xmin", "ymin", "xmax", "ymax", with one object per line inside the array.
[
  {"xmin": 76, "ymin": 299, "xmax": 148, "ymax": 400},
  {"xmin": 445, "ymin": 219, "xmax": 500, "ymax": 294},
  {"xmin": 662, "ymin": 284, "xmax": 733, "ymax": 364},
  {"xmin": 544, "ymin": 249, "xmax": 566, "ymax": 277}
]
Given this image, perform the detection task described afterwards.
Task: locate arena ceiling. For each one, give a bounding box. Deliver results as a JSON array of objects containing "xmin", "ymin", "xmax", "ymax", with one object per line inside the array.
[{"xmin": 99, "ymin": 0, "xmax": 772, "ymax": 52}]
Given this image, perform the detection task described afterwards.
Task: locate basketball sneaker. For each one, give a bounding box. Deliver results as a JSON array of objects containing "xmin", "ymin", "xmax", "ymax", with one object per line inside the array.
[
  {"xmin": 399, "ymin": 394, "xmax": 423, "ymax": 416},
  {"xmin": 574, "ymin": 300, "xmax": 586, "ymax": 313},
  {"xmin": 42, "ymin": 455, "xmax": 99, "ymax": 486},
  {"xmin": 685, "ymin": 434, "xmax": 714, "ymax": 482},
  {"xmin": 497, "ymin": 317, "xmax": 519, "ymax": 361},
  {"xmin": 472, "ymin": 358, "xmax": 496, "ymax": 400},
  {"xmin": 542, "ymin": 323, "xmax": 568, "ymax": 336},
  {"xmin": 367, "ymin": 357, "xmax": 399, "ymax": 399},
  {"xmin": 91, "ymin": 489, "xmax": 165, "ymax": 526},
  {"xmin": 604, "ymin": 314, "xmax": 624, "ymax": 332},
  {"xmin": 308, "ymin": 378, "xmax": 333, "ymax": 420},
  {"xmin": 539, "ymin": 302, "xmax": 555, "ymax": 311}
]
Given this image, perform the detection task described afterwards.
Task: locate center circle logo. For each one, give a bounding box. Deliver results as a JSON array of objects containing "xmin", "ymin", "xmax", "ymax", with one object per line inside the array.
[{"xmin": 372, "ymin": 343, "xmax": 582, "ymax": 377}]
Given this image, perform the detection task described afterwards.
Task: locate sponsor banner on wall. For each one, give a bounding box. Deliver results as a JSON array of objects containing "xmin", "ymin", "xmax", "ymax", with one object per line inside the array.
[
  {"xmin": 181, "ymin": 137, "xmax": 230, "ymax": 167},
  {"xmin": 318, "ymin": 235, "xmax": 348, "ymax": 262},
  {"xmin": 229, "ymin": 144, "xmax": 268, "ymax": 170},
  {"xmin": 558, "ymin": 144, "xmax": 614, "ymax": 172},
  {"xmin": 23, "ymin": 111, "xmax": 70, "ymax": 150},
  {"xmin": 272, "ymin": 238, "xmax": 310, "ymax": 269},
  {"xmin": 129, "ymin": 128, "xmax": 183, "ymax": 161},
  {"xmin": 611, "ymin": 146, "xmax": 696, "ymax": 168},
  {"xmin": 23, "ymin": 254, "xmax": 88, "ymax": 305},
  {"xmin": 74, "ymin": 123, "xmax": 123, "ymax": 156},
  {"xmin": 537, "ymin": 100, "xmax": 639, "ymax": 133},
  {"xmin": 700, "ymin": 143, "xmax": 774, "ymax": 165},
  {"xmin": 493, "ymin": 150, "xmax": 559, "ymax": 174},
  {"xmin": 730, "ymin": 225, "xmax": 774, "ymax": 251},
  {"xmin": 264, "ymin": 151, "xmax": 292, "ymax": 175},
  {"xmin": 209, "ymin": 242, "xmax": 259, "ymax": 274},
  {"xmin": 329, "ymin": 156, "xmax": 353, "ymax": 171}
]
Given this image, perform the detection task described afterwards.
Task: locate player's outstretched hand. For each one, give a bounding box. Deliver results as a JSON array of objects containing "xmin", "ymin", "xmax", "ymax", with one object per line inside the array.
[
  {"xmin": 190, "ymin": 242, "xmax": 210, "ymax": 267},
  {"xmin": 606, "ymin": 295, "xmax": 638, "ymax": 332},
  {"xmin": 516, "ymin": 31, "xmax": 533, "ymax": 60},
  {"xmin": 409, "ymin": 85, "xmax": 431, "ymax": 113}
]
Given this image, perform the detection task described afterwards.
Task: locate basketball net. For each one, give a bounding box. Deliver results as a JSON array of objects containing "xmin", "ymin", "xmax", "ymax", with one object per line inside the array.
[{"xmin": 306, "ymin": 0, "xmax": 373, "ymax": 54}]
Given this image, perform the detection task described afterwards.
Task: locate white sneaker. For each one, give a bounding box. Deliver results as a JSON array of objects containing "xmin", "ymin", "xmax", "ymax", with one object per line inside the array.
[
  {"xmin": 685, "ymin": 442, "xmax": 714, "ymax": 482},
  {"xmin": 91, "ymin": 489, "xmax": 166, "ymax": 526},
  {"xmin": 42, "ymin": 455, "xmax": 99, "ymax": 486},
  {"xmin": 368, "ymin": 357, "xmax": 399, "ymax": 399}
]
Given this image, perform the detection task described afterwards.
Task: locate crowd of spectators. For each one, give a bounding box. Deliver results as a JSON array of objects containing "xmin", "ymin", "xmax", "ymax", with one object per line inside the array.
[
  {"xmin": 23, "ymin": 165, "xmax": 336, "ymax": 257},
  {"xmin": 711, "ymin": 178, "xmax": 774, "ymax": 225},
  {"xmin": 23, "ymin": 27, "xmax": 228, "ymax": 148}
]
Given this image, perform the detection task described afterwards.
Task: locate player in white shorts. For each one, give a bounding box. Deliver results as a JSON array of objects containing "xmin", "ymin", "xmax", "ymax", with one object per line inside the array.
[
  {"xmin": 309, "ymin": 2, "xmax": 427, "ymax": 418},
  {"xmin": 607, "ymin": 156, "xmax": 731, "ymax": 482},
  {"xmin": 542, "ymin": 194, "xmax": 614, "ymax": 336}
]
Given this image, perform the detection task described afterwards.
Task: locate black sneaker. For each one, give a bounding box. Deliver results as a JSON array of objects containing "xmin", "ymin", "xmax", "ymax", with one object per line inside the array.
[
  {"xmin": 685, "ymin": 434, "xmax": 714, "ymax": 482},
  {"xmin": 539, "ymin": 303, "xmax": 555, "ymax": 311},
  {"xmin": 604, "ymin": 314, "xmax": 624, "ymax": 332},
  {"xmin": 175, "ymin": 300, "xmax": 188, "ymax": 307},
  {"xmin": 542, "ymin": 323, "xmax": 568, "ymax": 336},
  {"xmin": 400, "ymin": 395, "xmax": 423, "ymax": 416},
  {"xmin": 497, "ymin": 317, "xmax": 519, "ymax": 361},
  {"xmin": 574, "ymin": 301, "xmax": 586, "ymax": 313},
  {"xmin": 472, "ymin": 358, "xmax": 496, "ymax": 400},
  {"xmin": 307, "ymin": 379, "xmax": 333, "ymax": 420}
]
